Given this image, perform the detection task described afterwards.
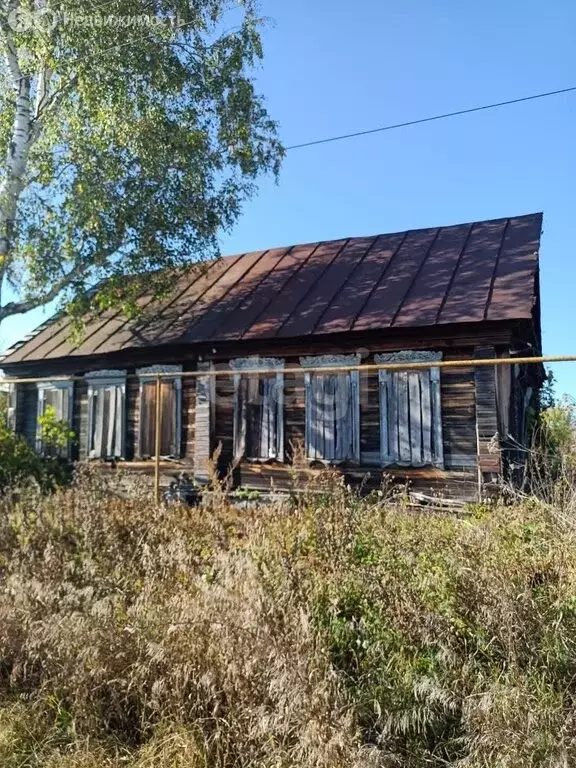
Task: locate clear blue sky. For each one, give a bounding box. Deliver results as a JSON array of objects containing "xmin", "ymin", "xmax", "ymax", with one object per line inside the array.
[{"xmin": 1, "ymin": 0, "xmax": 575, "ymax": 395}]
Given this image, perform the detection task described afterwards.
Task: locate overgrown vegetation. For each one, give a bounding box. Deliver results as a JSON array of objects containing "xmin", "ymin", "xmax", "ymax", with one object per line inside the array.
[
  {"xmin": 0, "ymin": 400, "xmax": 72, "ymax": 492},
  {"xmin": 1, "ymin": 470, "xmax": 576, "ymax": 766}
]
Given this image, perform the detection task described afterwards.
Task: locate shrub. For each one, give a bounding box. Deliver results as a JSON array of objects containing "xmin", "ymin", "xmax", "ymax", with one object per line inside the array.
[
  {"xmin": 0, "ymin": 423, "xmax": 72, "ymax": 492},
  {"xmin": 1, "ymin": 478, "xmax": 576, "ymax": 765}
]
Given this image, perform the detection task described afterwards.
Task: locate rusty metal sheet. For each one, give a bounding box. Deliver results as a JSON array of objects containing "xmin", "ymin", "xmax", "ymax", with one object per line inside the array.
[
  {"xmin": 1, "ymin": 213, "xmax": 543, "ymax": 365},
  {"xmin": 353, "ymin": 228, "xmax": 439, "ymax": 332},
  {"xmin": 392, "ymin": 224, "xmax": 472, "ymax": 328},
  {"xmin": 215, "ymin": 244, "xmax": 318, "ymax": 341},
  {"xmin": 111, "ymin": 257, "xmax": 240, "ymax": 352},
  {"xmin": 242, "ymin": 239, "xmax": 349, "ymax": 340},
  {"xmin": 278, "ymin": 236, "xmax": 377, "ymax": 338},
  {"xmin": 486, "ymin": 214, "xmax": 542, "ymax": 321},
  {"xmin": 438, "ymin": 219, "xmax": 508, "ymax": 325},
  {"xmin": 313, "ymin": 233, "xmax": 406, "ymax": 336},
  {"xmin": 183, "ymin": 247, "xmax": 290, "ymax": 343}
]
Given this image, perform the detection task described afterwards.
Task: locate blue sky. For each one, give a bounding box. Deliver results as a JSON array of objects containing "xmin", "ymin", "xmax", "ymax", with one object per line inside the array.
[{"xmin": 1, "ymin": 0, "xmax": 575, "ymax": 394}]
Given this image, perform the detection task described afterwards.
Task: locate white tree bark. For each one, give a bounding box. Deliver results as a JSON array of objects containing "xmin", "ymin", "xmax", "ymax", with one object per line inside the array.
[
  {"xmin": 0, "ymin": 10, "xmax": 35, "ymax": 311},
  {"xmin": 0, "ymin": 6, "xmax": 67, "ymax": 318}
]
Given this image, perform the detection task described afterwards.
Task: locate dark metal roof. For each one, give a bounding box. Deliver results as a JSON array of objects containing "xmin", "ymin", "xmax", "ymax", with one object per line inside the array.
[{"xmin": 1, "ymin": 212, "xmax": 542, "ymax": 365}]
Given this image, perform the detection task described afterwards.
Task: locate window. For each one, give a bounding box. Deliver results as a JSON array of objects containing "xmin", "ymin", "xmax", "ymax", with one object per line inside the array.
[
  {"xmin": 231, "ymin": 357, "xmax": 284, "ymax": 462},
  {"xmin": 5, "ymin": 384, "xmax": 16, "ymax": 431},
  {"xmin": 138, "ymin": 365, "xmax": 182, "ymax": 458},
  {"xmin": 301, "ymin": 355, "xmax": 360, "ymax": 463},
  {"xmin": 376, "ymin": 351, "xmax": 444, "ymax": 468},
  {"xmin": 86, "ymin": 371, "xmax": 126, "ymax": 459},
  {"xmin": 36, "ymin": 380, "xmax": 74, "ymax": 456}
]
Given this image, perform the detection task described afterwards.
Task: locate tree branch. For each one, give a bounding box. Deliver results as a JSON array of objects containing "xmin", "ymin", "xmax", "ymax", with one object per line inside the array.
[{"xmin": 0, "ymin": 260, "xmax": 89, "ymax": 321}]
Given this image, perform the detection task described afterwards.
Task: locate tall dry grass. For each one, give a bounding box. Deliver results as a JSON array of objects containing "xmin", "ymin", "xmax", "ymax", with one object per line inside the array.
[{"xmin": 1, "ymin": 469, "xmax": 576, "ymax": 766}]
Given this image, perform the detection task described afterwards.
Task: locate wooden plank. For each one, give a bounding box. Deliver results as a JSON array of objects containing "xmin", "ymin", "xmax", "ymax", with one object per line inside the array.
[
  {"xmin": 408, "ymin": 372, "xmax": 422, "ymax": 464},
  {"xmin": 387, "ymin": 372, "xmax": 399, "ymax": 463},
  {"xmin": 331, "ymin": 373, "xmax": 344, "ymax": 460},
  {"xmin": 378, "ymin": 371, "xmax": 389, "ymax": 462},
  {"xmin": 397, "ymin": 372, "xmax": 411, "ymax": 463},
  {"xmin": 194, "ymin": 362, "xmax": 212, "ymax": 482},
  {"xmin": 420, "ymin": 371, "xmax": 432, "ymax": 465},
  {"xmin": 474, "ymin": 345, "xmax": 501, "ymax": 473},
  {"xmin": 431, "ymin": 367, "xmax": 444, "ymax": 468}
]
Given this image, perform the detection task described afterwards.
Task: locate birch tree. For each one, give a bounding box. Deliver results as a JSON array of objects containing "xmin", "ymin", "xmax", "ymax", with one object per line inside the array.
[{"xmin": 0, "ymin": 0, "xmax": 282, "ymax": 326}]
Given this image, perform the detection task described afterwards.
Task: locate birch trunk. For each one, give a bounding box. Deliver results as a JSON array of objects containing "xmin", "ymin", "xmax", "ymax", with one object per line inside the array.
[{"xmin": 0, "ymin": 24, "xmax": 33, "ymax": 305}]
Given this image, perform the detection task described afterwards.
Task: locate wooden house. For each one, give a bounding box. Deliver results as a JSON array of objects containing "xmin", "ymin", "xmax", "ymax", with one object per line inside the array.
[{"xmin": 1, "ymin": 213, "xmax": 544, "ymax": 500}]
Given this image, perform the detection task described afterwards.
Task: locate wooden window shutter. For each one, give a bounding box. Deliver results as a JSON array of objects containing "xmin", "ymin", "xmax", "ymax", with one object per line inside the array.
[
  {"xmin": 137, "ymin": 367, "xmax": 182, "ymax": 460},
  {"xmin": 160, "ymin": 380, "xmax": 180, "ymax": 457},
  {"xmin": 86, "ymin": 373, "xmax": 126, "ymax": 459},
  {"xmin": 194, "ymin": 362, "xmax": 213, "ymax": 481},
  {"xmin": 301, "ymin": 355, "xmax": 360, "ymax": 463},
  {"xmin": 377, "ymin": 352, "xmax": 444, "ymax": 468},
  {"xmin": 140, "ymin": 381, "xmax": 156, "ymax": 458},
  {"xmin": 231, "ymin": 358, "xmax": 285, "ymax": 462}
]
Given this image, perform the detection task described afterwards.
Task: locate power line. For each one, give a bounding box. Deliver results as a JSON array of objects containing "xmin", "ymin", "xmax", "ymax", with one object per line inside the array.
[{"xmin": 285, "ymin": 85, "xmax": 576, "ymax": 151}]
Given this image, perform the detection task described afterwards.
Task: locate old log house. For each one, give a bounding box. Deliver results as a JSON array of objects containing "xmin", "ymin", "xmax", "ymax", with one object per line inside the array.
[{"xmin": 1, "ymin": 213, "xmax": 544, "ymax": 499}]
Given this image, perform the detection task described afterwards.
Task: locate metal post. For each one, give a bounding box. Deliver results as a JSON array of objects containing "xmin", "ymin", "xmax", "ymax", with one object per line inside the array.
[{"xmin": 154, "ymin": 375, "xmax": 161, "ymax": 505}]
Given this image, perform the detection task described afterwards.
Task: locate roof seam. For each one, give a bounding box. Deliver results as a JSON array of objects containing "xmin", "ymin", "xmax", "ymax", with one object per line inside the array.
[
  {"xmin": 39, "ymin": 271, "xmax": 171, "ymax": 360},
  {"xmin": 434, "ymin": 223, "xmax": 475, "ymax": 325},
  {"xmin": 239, "ymin": 242, "xmax": 321, "ymax": 340},
  {"xmin": 123, "ymin": 255, "xmax": 243, "ymax": 351},
  {"xmin": 226, "ymin": 245, "xmax": 300, "ymax": 339},
  {"xmin": 183, "ymin": 249, "xmax": 271, "ymax": 341},
  {"xmin": 350, "ymin": 231, "xmax": 409, "ymax": 332},
  {"xmin": 390, "ymin": 228, "xmax": 442, "ymax": 327},
  {"xmin": 186, "ymin": 248, "xmax": 281, "ymax": 342},
  {"xmin": 273, "ymin": 238, "xmax": 351, "ymax": 338},
  {"xmin": 483, "ymin": 219, "xmax": 511, "ymax": 321},
  {"xmin": 310, "ymin": 235, "xmax": 381, "ymax": 335},
  {"xmin": 16, "ymin": 314, "xmax": 72, "ymax": 362},
  {"xmin": 95, "ymin": 262, "xmax": 217, "ymax": 354}
]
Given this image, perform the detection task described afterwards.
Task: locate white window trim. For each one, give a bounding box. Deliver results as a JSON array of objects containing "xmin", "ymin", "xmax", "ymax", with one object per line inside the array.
[
  {"xmin": 230, "ymin": 356, "xmax": 284, "ymax": 462},
  {"xmin": 137, "ymin": 364, "xmax": 182, "ymax": 459},
  {"xmin": 6, "ymin": 383, "xmax": 17, "ymax": 431},
  {"xmin": 85, "ymin": 370, "xmax": 127, "ymax": 459},
  {"xmin": 375, "ymin": 351, "xmax": 444, "ymax": 469},
  {"xmin": 300, "ymin": 354, "xmax": 360, "ymax": 463},
  {"xmin": 36, "ymin": 380, "xmax": 74, "ymax": 455}
]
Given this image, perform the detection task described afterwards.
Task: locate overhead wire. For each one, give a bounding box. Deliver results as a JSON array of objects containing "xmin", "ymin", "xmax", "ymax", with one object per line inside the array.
[{"xmin": 285, "ymin": 86, "xmax": 576, "ymax": 150}]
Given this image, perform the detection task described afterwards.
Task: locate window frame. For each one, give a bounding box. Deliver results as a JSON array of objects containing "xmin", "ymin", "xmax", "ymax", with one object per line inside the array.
[
  {"xmin": 300, "ymin": 354, "xmax": 360, "ymax": 464},
  {"xmin": 376, "ymin": 351, "xmax": 444, "ymax": 469},
  {"xmin": 230, "ymin": 356, "xmax": 284, "ymax": 463},
  {"xmin": 86, "ymin": 370, "xmax": 127, "ymax": 460},
  {"xmin": 137, "ymin": 365, "xmax": 182, "ymax": 459},
  {"xmin": 36, "ymin": 379, "xmax": 74, "ymax": 456},
  {"xmin": 5, "ymin": 383, "xmax": 17, "ymax": 431}
]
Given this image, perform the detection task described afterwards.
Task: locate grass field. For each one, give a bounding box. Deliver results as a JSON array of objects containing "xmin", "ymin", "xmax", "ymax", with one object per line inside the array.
[{"xmin": 0, "ymin": 471, "xmax": 575, "ymax": 767}]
